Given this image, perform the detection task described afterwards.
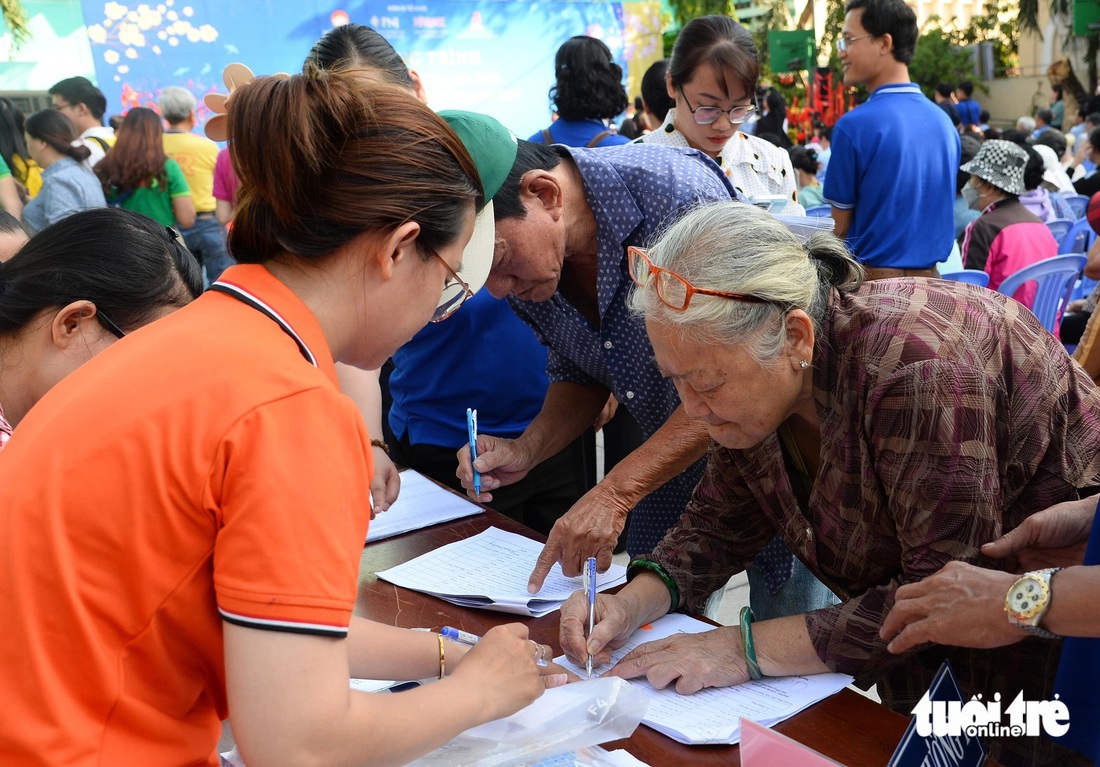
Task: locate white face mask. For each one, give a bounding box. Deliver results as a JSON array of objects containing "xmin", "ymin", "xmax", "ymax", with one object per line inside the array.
[{"xmin": 962, "ymin": 182, "xmax": 983, "ymax": 210}]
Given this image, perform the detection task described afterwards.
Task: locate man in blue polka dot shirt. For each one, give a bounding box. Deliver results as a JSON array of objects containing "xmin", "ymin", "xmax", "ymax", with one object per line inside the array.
[{"xmin": 448, "ymin": 111, "xmax": 837, "ymax": 620}]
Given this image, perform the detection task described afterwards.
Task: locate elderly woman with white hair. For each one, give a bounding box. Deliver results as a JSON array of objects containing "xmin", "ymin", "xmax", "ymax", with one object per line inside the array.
[{"xmin": 558, "ymin": 202, "xmax": 1100, "ymax": 767}]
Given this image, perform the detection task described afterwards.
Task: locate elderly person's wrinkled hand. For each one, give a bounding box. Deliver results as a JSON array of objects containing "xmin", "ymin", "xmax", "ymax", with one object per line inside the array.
[
  {"xmin": 559, "ymin": 590, "xmax": 643, "ymax": 670},
  {"xmin": 606, "ymin": 627, "xmax": 750, "ymax": 694},
  {"xmin": 455, "ymin": 434, "xmax": 536, "ymax": 503},
  {"xmin": 880, "ymin": 561, "xmax": 1022, "ymax": 654},
  {"xmin": 527, "ymin": 483, "xmax": 631, "ymax": 591}
]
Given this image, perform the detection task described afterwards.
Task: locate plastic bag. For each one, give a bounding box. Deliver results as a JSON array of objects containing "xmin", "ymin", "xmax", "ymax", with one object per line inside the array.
[{"xmin": 407, "ymin": 677, "xmax": 649, "ymax": 767}]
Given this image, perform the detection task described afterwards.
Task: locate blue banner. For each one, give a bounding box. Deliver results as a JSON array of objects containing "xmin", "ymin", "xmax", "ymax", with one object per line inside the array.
[{"xmin": 80, "ymin": 0, "xmax": 662, "ymax": 138}]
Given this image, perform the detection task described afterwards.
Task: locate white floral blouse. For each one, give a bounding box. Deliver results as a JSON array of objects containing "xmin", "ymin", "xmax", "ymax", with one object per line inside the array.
[{"xmin": 636, "ymin": 109, "xmax": 804, "ymax": 215}]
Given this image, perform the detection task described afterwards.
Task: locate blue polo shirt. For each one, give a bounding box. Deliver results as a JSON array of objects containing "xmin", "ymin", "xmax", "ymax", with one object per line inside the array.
[
  {"xmin": 824, "ymin": 83, "xmax": 960, "ymax": 269},
  {"xmin": 388, "ymin": 291, "xmax": 549, "ymax": 447},
  {"xmin": 507, "ymin": 144, "xmax": 737, "ymax": 554},
  {"xmin": 528, "ymin": 119, "xmax": 630, "ymax": 148}
]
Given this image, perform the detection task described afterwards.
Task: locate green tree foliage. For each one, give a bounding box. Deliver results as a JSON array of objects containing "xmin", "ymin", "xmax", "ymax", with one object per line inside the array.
[
  {"xmin": 909, "ymin": 21, "xmax": 978, "ymax": 98},
  {"xmin": 0, "ymin": 0, "xmax": 30, "ymax": 50},
  {"xmin": 957, "ymin": 2, "xmax": 1020, "ymax": 77},
  {"xmin": 669, "ymin": 0, "xmax": 733, "ymax": 30}
]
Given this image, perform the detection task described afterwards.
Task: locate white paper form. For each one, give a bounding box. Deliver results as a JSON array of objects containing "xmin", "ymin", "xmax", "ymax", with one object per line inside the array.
[
  {"xmin": 375, "ymin": 527, "xmax": 627, "ymax": 616},
  {"xmin": 556, "ymin": 613, "xmax": 852, "ymax": 745},
  {"xmin": 366, "ymin": 469, "xmax": 484, "ymax": 543}
]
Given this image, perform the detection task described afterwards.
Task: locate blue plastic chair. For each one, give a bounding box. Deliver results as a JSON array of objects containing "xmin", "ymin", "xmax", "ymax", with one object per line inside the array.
[
  {"xmin": 1073, "ymin": 275, "xmax": 1100, "ymax": 302},
  {"xmin": 941, "ymin": 269, "xmax": 990, "ymax": 287},
  {"xmin": 1046, "ymin": 218, "xmax": 1075, "ymax": 244},
  {"xmin": 1064, "ymin": 193, "xmax": 1091, "ymax": 220},
  {"xmin": 1059, "ymin": 217, "xmax": 1096, "ymax": 254},
  {"xmin": 997, "ymin": 254, "xmax": 1087, "ymax": 333},
  {"xmin": 805, "ymin": 205, "xmax": 832, "ymax": 218}
]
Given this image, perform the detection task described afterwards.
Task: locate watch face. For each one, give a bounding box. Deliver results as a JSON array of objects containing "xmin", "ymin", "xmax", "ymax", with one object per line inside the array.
[{"xmin": 1009, "ymin": 575, "xmax": 1047, "ymax": 619}]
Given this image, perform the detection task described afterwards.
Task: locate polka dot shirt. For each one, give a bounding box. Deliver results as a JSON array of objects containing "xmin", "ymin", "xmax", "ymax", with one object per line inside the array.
[{"xmin": 508, "ymin": 144, "xmax": 740, "ymax": 555}]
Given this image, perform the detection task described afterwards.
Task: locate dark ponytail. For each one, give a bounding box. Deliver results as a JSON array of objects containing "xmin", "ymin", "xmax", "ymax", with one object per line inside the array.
[
  {"xmin": 24, "ymin": 109, "xmax": 90, "ymax": 163},
  {"xmin": 227, "ymin": 69, "xmax": 481, "ymax": 264},
  {"xmin": 788, "ymin": 145, "xmax": 819, "ymax": 176}
]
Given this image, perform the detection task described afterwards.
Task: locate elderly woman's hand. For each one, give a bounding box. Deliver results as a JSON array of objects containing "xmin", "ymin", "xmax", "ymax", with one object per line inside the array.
[
  {"xmin": 559, "ymin": 590, "xmax": 641, "ymax": 669},
  {"xmin": 606, "ymin": 627, "xmax": 750, "ymax": 694}
]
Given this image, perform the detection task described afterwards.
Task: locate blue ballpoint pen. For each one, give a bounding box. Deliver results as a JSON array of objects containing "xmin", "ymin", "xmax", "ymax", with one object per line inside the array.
[
  {"xmin": 441, "ymin": 626, "xmax": 548, "ymax": 666},
  {"xmin": 440, "ymin": 626, "xmax": 480, "ymax": 646},
  {"xmin": 466, "ymin": 407, "xmax": 480, "ymax": 495},
  {"xmin": 585, "ymin": 556, "xmax": 596, "ymax": 679}
]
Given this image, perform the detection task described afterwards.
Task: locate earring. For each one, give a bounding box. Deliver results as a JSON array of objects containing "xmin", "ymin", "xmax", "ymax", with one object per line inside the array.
[{"xmin": 799, "ymin": 359, "xmax": 809, "ymax": 369}]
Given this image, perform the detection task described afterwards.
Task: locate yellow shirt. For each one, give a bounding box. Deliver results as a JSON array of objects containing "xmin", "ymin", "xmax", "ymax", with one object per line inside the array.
[{"xmin": 162, "ymin": 131, "xmax": 218, "ymax": 213}]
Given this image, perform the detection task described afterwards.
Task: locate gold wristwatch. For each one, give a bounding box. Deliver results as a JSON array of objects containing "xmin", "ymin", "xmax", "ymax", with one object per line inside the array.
[{"xmin": 1005, "ymin": 567, "xmax": 1063, "ymax": 638}]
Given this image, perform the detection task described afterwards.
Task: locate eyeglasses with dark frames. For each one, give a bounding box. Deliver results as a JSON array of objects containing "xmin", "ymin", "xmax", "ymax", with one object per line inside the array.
[
  {"xmin": 678, "ymin": 87, "xmax": 756, "ymax": 126},
  {"xmin": 627, "ymin": 246, "xmax": 770, "ymax": 311},
  {"xmin": 95, "ymin": 310, "xmax": 126, "ymax": 339},
  {"xmin": 431, "ymin": 252, "xmax": 473, "ymax": 322}
]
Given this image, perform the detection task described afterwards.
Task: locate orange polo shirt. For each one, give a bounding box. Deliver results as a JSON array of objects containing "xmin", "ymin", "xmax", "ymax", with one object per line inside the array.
[{"xmin": 0, "ymin": 264, "xmax": 373, "ymax": 765}]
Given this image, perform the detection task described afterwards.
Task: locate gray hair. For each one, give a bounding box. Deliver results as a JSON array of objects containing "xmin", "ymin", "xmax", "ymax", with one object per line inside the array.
[
  {"xmin": 628, "ymin": 202, "xmax": 864, "ymax": 363},
  {"xmin": 1016, "ymin": 115, "xmax": 1036, "ymax": 133},
  {"xmin": 157, "ymin": 86, "xmax": 196, "ymax": 124}
]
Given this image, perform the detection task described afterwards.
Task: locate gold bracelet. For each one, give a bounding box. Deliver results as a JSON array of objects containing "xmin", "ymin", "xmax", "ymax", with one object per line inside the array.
[
  {"xmin": 437, "ymin": 633, "xmax": 446, "ymax": 679},
  {"xmin": 370, "ymin": 439, "xmax": 389, "ymax": 454}
]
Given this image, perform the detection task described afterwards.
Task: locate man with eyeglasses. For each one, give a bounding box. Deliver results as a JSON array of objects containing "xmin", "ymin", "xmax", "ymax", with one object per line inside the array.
[
  {"xmin": 47, "ymin": 77, "xmax": 114, "ymax": 167},
  {"xmin": 824, "ymin": 0, "xmax": 960, "ymax": 281},
  {"xmin": 448, "ymin": 110, "xmax": 753, "ymax": 596}
]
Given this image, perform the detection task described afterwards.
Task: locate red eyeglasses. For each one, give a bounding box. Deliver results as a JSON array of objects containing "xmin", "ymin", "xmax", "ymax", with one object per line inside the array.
[{"xmin": 627, "ymin": 246, "xmax": 770, "ymax": 311}]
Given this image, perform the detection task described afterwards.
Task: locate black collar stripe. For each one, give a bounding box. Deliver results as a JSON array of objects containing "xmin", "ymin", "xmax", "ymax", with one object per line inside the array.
[{"xmin": 209, "ymin": 282, "xmax": 317, "ymax": 367}]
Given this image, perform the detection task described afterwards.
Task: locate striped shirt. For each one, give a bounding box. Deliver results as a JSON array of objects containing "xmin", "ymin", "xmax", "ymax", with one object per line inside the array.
[{"xmin": 650, "ymin": 278, "xmax": 1100, "ymax": 766}]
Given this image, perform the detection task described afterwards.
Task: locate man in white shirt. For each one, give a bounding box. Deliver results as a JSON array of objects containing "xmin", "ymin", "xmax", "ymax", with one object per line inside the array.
[{"xmin": 48, "ymin": 77, "xmax": 114, "ymax": 166}]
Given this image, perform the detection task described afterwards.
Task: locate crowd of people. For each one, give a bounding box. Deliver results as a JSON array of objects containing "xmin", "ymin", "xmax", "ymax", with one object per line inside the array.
[{"xmin": 0, "ymin": 0, "xmax": 1099, "ymax": 765}]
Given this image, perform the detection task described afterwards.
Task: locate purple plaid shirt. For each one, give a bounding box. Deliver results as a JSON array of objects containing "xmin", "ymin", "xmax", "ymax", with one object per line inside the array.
[{"xmin": 650, "ymin": 278, "xmax": 1100, "ymax": 766}]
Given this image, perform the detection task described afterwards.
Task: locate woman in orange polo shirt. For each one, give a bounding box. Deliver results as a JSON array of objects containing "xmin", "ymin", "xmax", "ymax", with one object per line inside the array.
[{"xmin": 0, "ymin": 67, "xmax": 561, "ymax": 766}]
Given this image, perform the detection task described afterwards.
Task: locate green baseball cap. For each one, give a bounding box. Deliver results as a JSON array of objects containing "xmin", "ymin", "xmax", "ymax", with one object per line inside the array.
[{"xmin": 440, "ymin": 110, "xmax": 519, "ymax": 296}]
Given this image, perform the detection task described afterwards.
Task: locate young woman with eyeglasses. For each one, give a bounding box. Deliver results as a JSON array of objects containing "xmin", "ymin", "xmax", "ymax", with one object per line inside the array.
[
  {"xmin": 0, "ymin": 67, "xmax": 565, "ymax": 766},
  {"xmin": 0, "ymin": 208, "xmax": 202, "ymax": 448},
  {"xmin": 635, "ymin": 15, "xmax": 803, "ymax": 215}
]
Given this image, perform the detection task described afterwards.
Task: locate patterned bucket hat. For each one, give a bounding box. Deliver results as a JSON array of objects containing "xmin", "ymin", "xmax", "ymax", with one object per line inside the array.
[{"xmin": 960, "ymin": 139, "xmax": 1028, "ymax": 196}]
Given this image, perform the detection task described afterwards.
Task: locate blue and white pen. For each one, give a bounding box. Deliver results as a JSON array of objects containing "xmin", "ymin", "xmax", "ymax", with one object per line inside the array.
[
  {"xmin": 441, "ymin": 626, "xmax": 549, "ymax": 666},
  {"xmin": 466, "ymin": 407, "xmax": 481, "ymax": 495},
  {"xmin": 585, "ymin": 556, "xmax": 597, "ymax": 680},
  {"xmin": 440, "ymin": 625, "xmax": 480, "ymax": 646}
]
